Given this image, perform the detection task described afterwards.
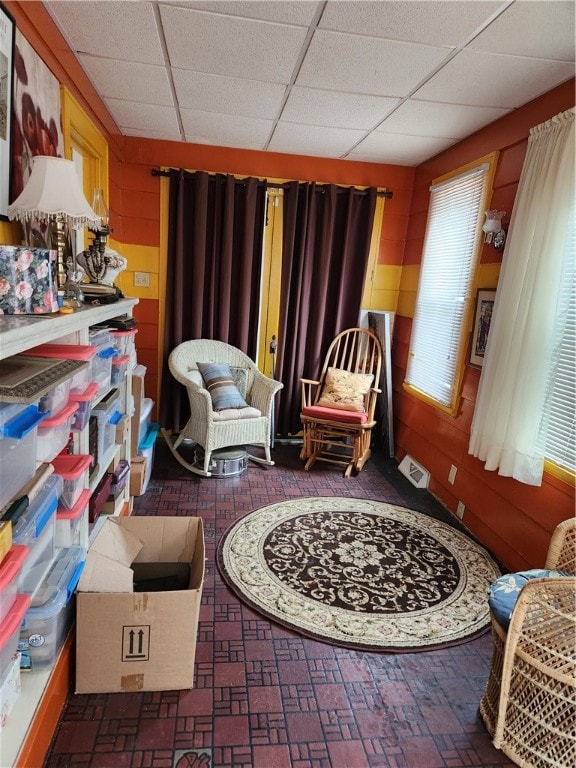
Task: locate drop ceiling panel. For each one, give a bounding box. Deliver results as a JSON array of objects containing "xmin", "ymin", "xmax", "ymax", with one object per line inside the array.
[
  {"xmin": 78, "ymin": 55, "xmax": 174, "ymax": 106},
  {"xmin": 319, "ymin": 0, "xmax": 503, "ymax": 47},
  {"xmin": 414, "ymin": 49, "xmax": 575, "ymax": 108},
  {"xmin": 172, "ymin": 70, "xmax": 286, "ymax": 118},
  {"xmin": 46, "ymin": 1, "xmax": 165, "ymax": 65},
  {"xmin": 181, "ymin": 110, "xmax": 274, "ymax": 149},
  {"xmin": 468, "ymin": 0, "xmax": 576, "ymax": 60},
  {"xmin": 104, "ymin": 99, "xmax": 181, "ymax": 135},
  {"xmin": 159, "ymin": 5, "xmax": 308, "ymax": 82},
  {"xmin": 281, "ymin": 87, "xmax": 400, "ymax": 130},
  {"xmin": 296, "ymin": 30, "xmax": 451, "ymax": 96},
  {"xmin": 269, "ymin": 122, "xmax": 367, "ymax": 157},
  {"xmin": 377, "ymin": 99, "xmax": 510, "ymax": 139},
  {"xmin": 168, "ymin": 0, "xmax": 320, "ymax": 26},
  {"xmin": 350, "ymin": 132, "xmax": 456, "ymax": 165}
]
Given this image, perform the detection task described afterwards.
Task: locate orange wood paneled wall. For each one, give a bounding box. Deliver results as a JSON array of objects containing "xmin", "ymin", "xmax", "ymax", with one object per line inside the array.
[{"xmin": 396, "ymin": 80, "xmax": 575, "ymax": 572}]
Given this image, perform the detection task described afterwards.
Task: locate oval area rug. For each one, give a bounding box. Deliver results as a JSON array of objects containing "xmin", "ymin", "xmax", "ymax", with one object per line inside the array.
[{"xmin": 217, "ymin": 497, "xmax": 502, "ymax": 652}]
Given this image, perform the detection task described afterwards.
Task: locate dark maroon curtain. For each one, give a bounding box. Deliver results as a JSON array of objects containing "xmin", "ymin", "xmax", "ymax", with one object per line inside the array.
[
  {"xmin": 160, "ymin": 170, "xmax": 266, "ymax": 431},
  {"xmin": 275, "ymin": 182, "xmax": 377, "ymax": 437}
]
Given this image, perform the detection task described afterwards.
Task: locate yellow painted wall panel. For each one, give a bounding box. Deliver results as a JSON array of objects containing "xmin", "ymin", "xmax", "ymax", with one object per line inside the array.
[
  {"xmin": 373, "ymin": 264, "xmax": 401, "ymax": 291},
  {"xmin": 476, "ymin": 262, "xmax": 501, "ymax": 289},
  {"xmin": 369, "ymin": 289, "xmax": 399, "ymax": 312}
]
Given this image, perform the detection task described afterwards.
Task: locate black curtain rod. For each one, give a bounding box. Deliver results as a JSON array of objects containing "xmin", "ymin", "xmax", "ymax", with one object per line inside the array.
[{"xmin": 151, "ymin": 168, "xmax": 393, "ymax": 198}]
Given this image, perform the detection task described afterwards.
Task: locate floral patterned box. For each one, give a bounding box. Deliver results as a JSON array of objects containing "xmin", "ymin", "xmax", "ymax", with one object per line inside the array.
[{"xmin": 0, "ymin": 246, "xmax": 59, "ymax": 314}]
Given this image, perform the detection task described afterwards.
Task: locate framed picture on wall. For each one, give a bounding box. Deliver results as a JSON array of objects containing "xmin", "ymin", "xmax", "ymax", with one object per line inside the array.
[
  {"xmin": 470, "ymin": 289, "xmax": 496, "ymax": 367},
  {"xmin": 0, "ymin": 2, "xmax": 15, "ymax": 220}
]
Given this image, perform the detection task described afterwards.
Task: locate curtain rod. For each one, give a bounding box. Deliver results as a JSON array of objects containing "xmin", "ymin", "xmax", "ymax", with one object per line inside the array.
[{"xmin": 151, "ymin": 168, "xmax": 393, "ymax": 198}]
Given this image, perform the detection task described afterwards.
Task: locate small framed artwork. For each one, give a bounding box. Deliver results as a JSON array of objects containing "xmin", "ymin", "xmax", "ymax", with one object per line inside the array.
[
  {"xmin": 0, "ymin": 2, "xmax": 15, "ymax": 220},
  {"xmin": 470, "ymin": 289, "xmax": 496, "ymax": 367}
]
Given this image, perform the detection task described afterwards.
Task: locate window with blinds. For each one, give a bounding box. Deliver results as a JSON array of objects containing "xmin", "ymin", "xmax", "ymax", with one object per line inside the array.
[
  {"xmin": 404, "ymin": 158, "xmax": 494, "ymax": 413},
  {"xmin": 543, "ymin": 211, "xmax": 576, "ymax": 476}
]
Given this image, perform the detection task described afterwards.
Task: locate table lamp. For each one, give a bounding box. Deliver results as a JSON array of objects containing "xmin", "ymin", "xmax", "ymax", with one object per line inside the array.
[{"xmin": 7, "ymin": 155, "xmax": 101, "ymax": 303}]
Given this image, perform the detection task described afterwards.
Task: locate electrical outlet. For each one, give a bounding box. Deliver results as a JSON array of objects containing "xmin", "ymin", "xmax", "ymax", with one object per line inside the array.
[
  {"xmin": 457, "ymin": 501, "xmax": 465, "ymax": 519},
  {"xmin": 448, "ymin": 464, "xmax": 457, "ymax": 484},
  {"xmin": 134, "ymin": 271, "xmax": 150, "ymax": 287}
]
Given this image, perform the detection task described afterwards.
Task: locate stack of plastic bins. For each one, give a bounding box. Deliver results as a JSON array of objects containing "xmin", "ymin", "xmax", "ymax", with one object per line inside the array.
[
  {"xmin": 69, "ymin": 382, "xmax": 98, "ymax": 433},
  {"xmin": 111, "ymin": 354, "xmax": 130, "ymax": 387},
  {"xmin": 18, "ymin": 546, "xmax": 85, "ymax": 672},
  {"xmin": 37, "ymin": 378, "xmax": 72, "ymax": 416},
  {"xmin": 35, "ymin": 401, "xmax": 79, "ymax": 463},
  {"xmin": 0, "ymin": 403, "xmax": 46, "ymax": 512},
  {"xmin": 111, "ymin": 328, "xmax": 138, "ymax": 368},
  {"xmin": 13, "ymin": 475, "xmax": 62, "ymax": 597},
  {"xmin": 138, "ymin": 422, "xmax": 160, "ymax": 495}
]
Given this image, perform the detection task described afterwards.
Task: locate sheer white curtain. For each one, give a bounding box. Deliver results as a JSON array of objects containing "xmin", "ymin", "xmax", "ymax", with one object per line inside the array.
[{"xmin": 469, "ymin": 108, "xmax": 575, "ymax": 486}]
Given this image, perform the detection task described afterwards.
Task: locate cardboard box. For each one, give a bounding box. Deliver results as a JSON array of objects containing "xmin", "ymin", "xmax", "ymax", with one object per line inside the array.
[
  {"xmin": 75, "ymin": 516, "xmax": 204, "ymax": 694},
  {"xmin": 129, "ymin": 456, "xmax": 147, "ymax": 497}
]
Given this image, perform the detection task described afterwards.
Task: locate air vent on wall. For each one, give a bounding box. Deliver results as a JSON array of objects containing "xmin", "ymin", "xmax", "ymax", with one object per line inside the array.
[{"xmin": 398, "ymin": 455, "xmax": 430, "ymax": 489}]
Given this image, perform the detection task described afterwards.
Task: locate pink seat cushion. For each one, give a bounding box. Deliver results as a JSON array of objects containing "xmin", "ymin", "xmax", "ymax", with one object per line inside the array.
[{"xmin": 301, "ymin": 405, "xmax": 368, "ymax": 425}]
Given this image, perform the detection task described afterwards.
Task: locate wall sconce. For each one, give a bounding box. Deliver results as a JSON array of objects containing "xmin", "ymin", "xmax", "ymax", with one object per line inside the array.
[
  {"xmin": 7, "ymin": 156, "xmax": 100, "ymax": 304},
  {"xmin": 482, "ymin": 209, "xmax": 507, "ymax": 251}
]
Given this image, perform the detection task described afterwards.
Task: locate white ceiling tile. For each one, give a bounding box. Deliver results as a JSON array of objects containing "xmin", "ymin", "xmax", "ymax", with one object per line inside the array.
[
  {"xmin": 376, "ymin": 99, "xmax": 510, "ymax": 139},
  {"xmin": 414, "ymin": 49, "xmax": 575, "ymax": 108},
  {"xmin": 469, "ymin": 1, "xmax": 575, "ymax": 61},
  {"xmin": 123, "ymin": 127, "xmax": 183, "ymax": 142},
  {"xmin": 320, "ymin": 1, "xmax": 502, "ymax": 47},
  {"xmin": 164, "ymin": 1, "xmax": 320, "ymax": 26},
  {"xmin": 104, "ymin": 98, "xmax": 181, "ymax": 135},
  {"xmin": 46, "ymin": 1, "xmax": 165, "ymax": 65},
  {"xmin": 281, "ymin": 87, "xmax": 399, "ymax": 129},
  {"xmin": 297, "ymin": 30, "xmax": 450, "ymax": 96},
  {"xmin": 268, "ymin": 122, "xmax": 366, "ymax": 156},
  {"xmin": 349, "ymin": 132, "xmax": 456, "ymax": 165},
  {"xmin": 160, "ymin": 5, "xmax": 308, "ymax": 82},
  {"xmin": 172, "ymin": 70, "xmax": 286, "ymax": 118},
  {"xmin": 181, "ymin": 110, "xmax": 273, "ymax": 149},
  {"xmin": 78, "ymin": 55, "xmax": 174, "ymax": 106}
]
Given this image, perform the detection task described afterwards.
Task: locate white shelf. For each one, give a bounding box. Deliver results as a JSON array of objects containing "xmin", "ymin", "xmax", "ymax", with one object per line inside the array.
[{"xmin": 0, "ymin": 297, "xmax": 139, "ymax": 766}]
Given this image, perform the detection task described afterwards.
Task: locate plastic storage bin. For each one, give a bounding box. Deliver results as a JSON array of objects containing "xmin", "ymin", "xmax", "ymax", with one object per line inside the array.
[
  {"xmin": 111, "ymin": 354, "xmax": 130, "ymax": 387},
  {"xmin": 56, "ymin": 489, "xmax": 90, "ymax": 550},
  {"xmin": 138, "ymin": 422, "xmax": 160, "ymax": 495},
  {"xmin": 13, "ymin": 474, "xmax": 62, "ymax": 595},
  {"xmin": 92, "ymin": 346, "xmax": 116, "ymax": 398},
  {"xmin": 38, "ymin": 378, "xmax": 72, "ymax": 416},
  {"xmin": 0, "ymin": 403, "xmax": 46, "ymax": 511},
  {"xmin": 22, "ymin": 344, "xmax": 97, "ymax": 395},
  {"xmin": 0, "ymin": 595, "xmax": 30, "ymax": 685},
  {"xmin": 36, "ymin": 401, "xmax": 79, "ymax": 463},
  {"xmin": 111, "ymin": 328, "xmax": 138, "ymax": 355},
  {"xmin": 0, "ymin": 546, "xmax": 28, "ymax": 625},
  {"xmin": 88, "ymin": 327, "xmax": 113, "ymax": 349},
  {"xmin": 18, "ymin": 546, "xmax": 85, "ymax": 672},
  {"xmin": 51, "ymin": 454, "xmax": 92, "ymax": 510},
  {"xmin": 69, "ymin": 382, "xmax": 98, "ymax": 432},
  {"xmin": 92, "ymin": 389, "xmax": 121, "ymax": 466}
]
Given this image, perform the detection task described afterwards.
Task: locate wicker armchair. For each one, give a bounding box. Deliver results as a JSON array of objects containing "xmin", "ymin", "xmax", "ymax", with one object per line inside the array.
[
  {"xmin": 480, "ymin": 518, "xmax": 576, "ymax": 768},
  {"xmin": 164, "ymin": 340, "xmax": 283, "ymax": 477}
]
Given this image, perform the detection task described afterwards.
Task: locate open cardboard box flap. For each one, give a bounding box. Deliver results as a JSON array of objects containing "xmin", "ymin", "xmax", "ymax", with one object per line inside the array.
[{"xmin": 77, "ymin": 517, "xmax": 143, "ymax": 593}]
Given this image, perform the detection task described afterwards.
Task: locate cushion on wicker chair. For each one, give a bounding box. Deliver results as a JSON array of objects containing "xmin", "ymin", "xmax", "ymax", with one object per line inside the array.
[
  {"xmin": 488, "ymin": 568, "xmax": 570, "ymax": 629},
  {"xmin": 197, "ymin": 362, "xmax": 248, "ymax": 410}
]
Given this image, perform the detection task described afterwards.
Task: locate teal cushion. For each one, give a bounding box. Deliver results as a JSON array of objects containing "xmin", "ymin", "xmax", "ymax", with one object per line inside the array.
[
  {"xmin": 197, "ymin": 362, "xmax": 248, "ymax": 411},
  {"xmin": 488, "ymin": 568, "xmax": 569, "ymax": 629}
]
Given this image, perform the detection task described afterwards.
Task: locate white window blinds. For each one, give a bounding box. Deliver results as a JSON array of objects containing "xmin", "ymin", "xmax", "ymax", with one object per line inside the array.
[
  {"xmin": 542, "ymin": 212, "xmax": 576, "ymax": 473},
  {"xmin": 405, "ymin": 164, "xmax": 488, "ymax": 409}
]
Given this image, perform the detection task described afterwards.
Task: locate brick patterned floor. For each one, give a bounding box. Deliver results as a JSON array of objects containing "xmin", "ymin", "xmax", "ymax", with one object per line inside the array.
[{"xmin": 44, "ymin": 440, "xmax": 515, "ymax": 768}]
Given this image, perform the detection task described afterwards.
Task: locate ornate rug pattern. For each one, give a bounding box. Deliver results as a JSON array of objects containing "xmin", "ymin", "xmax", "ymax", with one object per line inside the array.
[{"xmin": 217, "ymin": 497, "xmax": 501, "ymax": 652}]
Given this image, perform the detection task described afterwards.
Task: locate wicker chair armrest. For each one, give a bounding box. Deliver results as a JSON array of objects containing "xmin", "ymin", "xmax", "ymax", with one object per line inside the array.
[
  {"xmin": 504, "ymin": 576, "xmax": 576, "ymax": 682},
  {"xmin": 250, "ymin": 370, "xmax": 283, "ymax": 416}
]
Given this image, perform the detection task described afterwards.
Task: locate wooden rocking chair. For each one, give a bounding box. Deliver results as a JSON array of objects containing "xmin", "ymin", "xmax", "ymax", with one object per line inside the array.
[{"xmin": 300, "ymin": 327, "xmax": 382, "ymax": 477}]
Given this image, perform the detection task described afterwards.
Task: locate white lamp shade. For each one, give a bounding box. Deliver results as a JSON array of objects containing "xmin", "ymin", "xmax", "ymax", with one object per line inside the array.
[{"xmin": 7, "ymin": 156, "xmax": 101, "ymax": 227}]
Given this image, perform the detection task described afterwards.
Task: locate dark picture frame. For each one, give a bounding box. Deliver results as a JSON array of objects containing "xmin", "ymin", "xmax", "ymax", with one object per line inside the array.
[
  {"xmin": 470, "ymin": 289, "xmax": 496, "ymax": 367},
  {"xmin": 0, "ymin": 2, "xmax": 15, "ymax": 220}
]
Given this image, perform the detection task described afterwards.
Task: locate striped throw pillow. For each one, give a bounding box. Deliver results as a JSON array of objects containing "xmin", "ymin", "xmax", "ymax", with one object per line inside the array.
[{"xmin": 197, "ymin": 362, "xmax": 249, "ymax": 411}]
